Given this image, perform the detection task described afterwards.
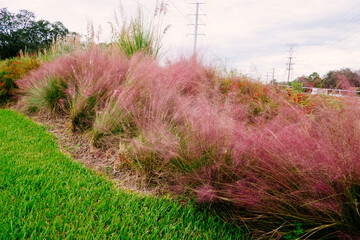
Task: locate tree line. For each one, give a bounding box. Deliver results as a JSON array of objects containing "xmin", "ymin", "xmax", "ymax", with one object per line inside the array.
[
  {"xmin": 296, "ymin": 69, "xmax": 360, "ymax": 89},
  {"xmin": 0, "ymin": 8, "xmax": 69, "ymax": 59}
]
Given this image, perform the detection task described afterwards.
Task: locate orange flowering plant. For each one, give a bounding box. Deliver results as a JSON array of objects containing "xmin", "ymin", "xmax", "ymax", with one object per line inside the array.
[{"xmin": 0, "ymin": 53, "xmax": 40, "ymax": 103}]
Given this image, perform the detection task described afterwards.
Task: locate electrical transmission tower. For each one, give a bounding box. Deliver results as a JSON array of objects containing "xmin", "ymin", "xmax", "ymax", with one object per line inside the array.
[
  {"xmin": 286, "ymin": 43, "xmax": 296, "ymax": 83},
  {"xmin": 188, "ymin": 2, "xmax": 205, "ymax": 53}
]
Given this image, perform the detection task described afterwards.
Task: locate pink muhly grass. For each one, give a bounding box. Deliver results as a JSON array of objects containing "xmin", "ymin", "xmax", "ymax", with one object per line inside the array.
[
  {"xmin": 183, "ymin": 102, "xmax": 360, "ymax": 237},
  {"xmin": 63, "ymin": 46, "xmax": 129, "ymax": 98},
  {"xmin": 117, "ymin": 55, "xmax": 227, "ymax": 177},
  {"xmin": 166, "ymin": 56, "xmax": 217, "ymax": 97},
  {"xmin": 195, "ymin": 183, "xmax": 218, "ymax": 203},
  {"xmin": 19, "ymin": 46, "xmax": 130, "ymax": 130},
  {"xmin": 111, "ymin": 55, "xmax": 241, "ymax": 186},
  {"xmin": 17, "ymin": 54, "xmax": 74, "ymax": 91},
  {"xmin": 20, "ymin": 46, "xmax": 129, "ymax": 100},
  {"xmin": 124, "ymin": 120, "xmax": 181, "ymax": 181}
]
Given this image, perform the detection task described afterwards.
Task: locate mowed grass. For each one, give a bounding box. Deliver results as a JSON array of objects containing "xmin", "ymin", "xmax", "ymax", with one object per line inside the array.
[{"xmin": 0, "ymin": 109, "xmax": 245, "ymax": 239}]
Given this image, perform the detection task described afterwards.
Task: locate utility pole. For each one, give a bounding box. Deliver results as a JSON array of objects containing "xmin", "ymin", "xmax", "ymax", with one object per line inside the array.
[
  {"xmin": 272, "ymin": 68, "xmax": 275, "ymax": 82},
  {"xmin": 286, "ymin": 44, "xmax": 296, "ymax": 83},
  {"xmin": 188, "ymin": 2, "xmax": 205, "ymax": 54},
  {"xmin": 265, "ymin": 72, "xmax": 271, "ymax": 84}
]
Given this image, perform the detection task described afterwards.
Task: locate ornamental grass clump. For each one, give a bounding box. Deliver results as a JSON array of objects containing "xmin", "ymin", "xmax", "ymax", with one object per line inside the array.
[
  {"xmin": 111, "ymin": 2, "xmax": 169, "ymax": 59},
  {"xmin": 91, "ymin": 96, "xmax": 129, "ymax": 145},
  {"xmin": 38, "ymin": 33, "xmax": 82, "ymax": 62},
  {"xmin": 19, "ymin": 46, "xmax": 129, "ymax": 131},
  {"xmin": 24, "ymin": 75, "xmax": 68, "ymax": 113}
]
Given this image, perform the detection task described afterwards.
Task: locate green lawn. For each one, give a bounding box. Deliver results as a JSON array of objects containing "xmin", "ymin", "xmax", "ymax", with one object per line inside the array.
[{"xmin": 0, "ymin": 109, "xmax": 245, "ymax": 239}]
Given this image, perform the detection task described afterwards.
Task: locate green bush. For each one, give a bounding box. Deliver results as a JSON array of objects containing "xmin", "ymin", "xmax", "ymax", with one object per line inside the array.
[
  {"xmin": 291, "ymin": 79, "xmax": 304, "ymax": 92},
  {"xmin": 0, "ymin": 53, "xmax": 40, "ymax": 103}
]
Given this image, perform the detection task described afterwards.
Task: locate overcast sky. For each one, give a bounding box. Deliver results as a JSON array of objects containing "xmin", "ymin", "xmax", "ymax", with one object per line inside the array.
[{"xmin": 2, "ymin": 0, "xmax": 360, "ymax": 82}]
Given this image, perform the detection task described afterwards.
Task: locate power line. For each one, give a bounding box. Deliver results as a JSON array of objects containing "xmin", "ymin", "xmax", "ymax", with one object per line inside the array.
[
  {"xmin": 302, "ymin": 2, "xmax": 360, "ymax": 47},
  {"xmin": 134, "ymin": 0, "xmax": 153, "ymax": 14},
  {"xmin": 168, "ymin": 0, "xmax": 191, "ymax": 24},
  {"xmin": 188, "ymin": 2, "xmax": 205, "ymax": 53},
  {"xmin": 198, "ymin": 6, "xmax": 221, "ymax": 55}
]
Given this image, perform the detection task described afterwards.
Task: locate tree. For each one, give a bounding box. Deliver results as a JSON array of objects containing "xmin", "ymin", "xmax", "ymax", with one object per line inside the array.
[
  {"xmin": 296, "ymin": 69, "xmax": 360, "ymax": 90},
  {"xmin": 0, "ymin": 8, "xmax": 69, "ymax": 59},
  {"xmin": 307, "ymin": 72, "xmax": 323, "ymax": 88},
  {"xmin": 297, "ymin": 72, "xmax": 323, "ymax": 88},
  {"xmin": 322, "ymin": 68, "xmax": 360, "ymax": 89}
]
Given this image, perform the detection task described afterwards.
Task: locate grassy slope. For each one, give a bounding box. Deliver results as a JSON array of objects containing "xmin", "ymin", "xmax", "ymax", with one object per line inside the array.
[{"xmin": 0, "ymin": 109, "xmax": 245, "ymax": 239}]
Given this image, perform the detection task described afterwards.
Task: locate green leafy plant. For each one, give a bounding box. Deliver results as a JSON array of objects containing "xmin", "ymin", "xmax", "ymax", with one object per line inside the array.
[
  {"xmin": 291, "ymin": 80, "xmax": 304, "ymax": 92},
  {"xmin": 283, "ymin": 87, "xmax": 317, "ymax": 114},
  {"xmin": 0, "ymin": 53, "xmax": 40, "ymax": 103},
  {"xmin": 284, "ymin": 222, "xmax": 304, "ymax": 240}
]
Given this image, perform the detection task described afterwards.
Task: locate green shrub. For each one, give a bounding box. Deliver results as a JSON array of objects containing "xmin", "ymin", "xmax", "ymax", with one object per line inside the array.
[
  {"xmin": 291, "ymin": 80, "xmax": 304, "ymax": 92},
  {"xmin": 0, "ymin": 53, "xmax": 40, "ymax": 103}
]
